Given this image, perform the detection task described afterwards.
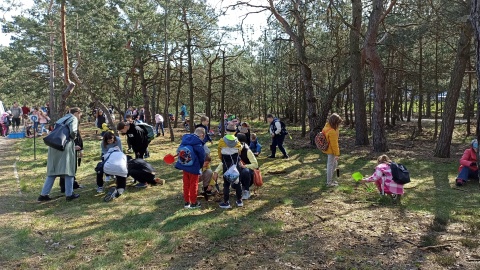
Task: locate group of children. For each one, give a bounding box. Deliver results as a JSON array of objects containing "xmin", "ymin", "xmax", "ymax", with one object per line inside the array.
[{"xmin": 174, "ymin": 116, "xmax": 262, "ymax": 209}]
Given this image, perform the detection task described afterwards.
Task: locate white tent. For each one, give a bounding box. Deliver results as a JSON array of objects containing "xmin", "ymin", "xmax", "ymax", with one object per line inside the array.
[{"xmin": 0, "ymin": 100, "xmax": 4, "ymax": 115}]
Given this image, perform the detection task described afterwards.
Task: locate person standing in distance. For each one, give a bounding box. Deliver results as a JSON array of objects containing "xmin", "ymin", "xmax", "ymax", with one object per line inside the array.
[{"xmin": 266, "ymin": 114, "xmax": 288, "ymax": 159}]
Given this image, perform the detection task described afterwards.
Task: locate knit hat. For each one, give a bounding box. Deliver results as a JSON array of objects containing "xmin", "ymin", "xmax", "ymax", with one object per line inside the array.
[{"xmin": 226, "ymin": 122, "xmax": 237, "ymax": 132}]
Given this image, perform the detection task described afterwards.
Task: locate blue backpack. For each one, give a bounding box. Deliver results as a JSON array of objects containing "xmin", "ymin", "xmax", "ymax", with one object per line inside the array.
[
  {"xmin": 176, "ymin": 145, "xmax": 195, "ymax": 166},
  {"xmin": 135, "ymin": 122, "xmax": 155, "ymax": 142}
]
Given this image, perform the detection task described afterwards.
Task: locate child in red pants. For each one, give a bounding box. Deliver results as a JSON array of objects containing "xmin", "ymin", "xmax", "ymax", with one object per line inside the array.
[{"xmin": 175, "ymin": 127, "xmax": 206, "ymax": 209}]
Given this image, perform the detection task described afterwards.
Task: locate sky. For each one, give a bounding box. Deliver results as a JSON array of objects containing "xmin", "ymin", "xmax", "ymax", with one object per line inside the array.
[{"xmin": 0, "ymin": 0, "xmax": 268, "ymax": 47}]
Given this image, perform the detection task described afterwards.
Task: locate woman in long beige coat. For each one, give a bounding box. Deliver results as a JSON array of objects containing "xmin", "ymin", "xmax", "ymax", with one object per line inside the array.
[{"xmin": 38, "ymin": 107, "xmax": 83, "ymax": 201}]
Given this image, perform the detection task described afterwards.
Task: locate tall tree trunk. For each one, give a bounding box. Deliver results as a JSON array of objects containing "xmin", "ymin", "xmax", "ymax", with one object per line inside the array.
[
  {"xmin": 363, "ymin": 0, "xmax": 395, "ymax": 152},
  {"xmin": 350, "ymin": 0, "xmax": 369, "ymax": 145},
  {"xmin": 182, "ymin": 7, "xmax": 195, "ymax": 133},
  {"xmin": 417, "ymin": 37, "xmax": 424, "ymax": 133},
  {"xmin": 138, "ymin": 61, "xmax": 151, "ymax": 124},
  {"xmin": 471, "ymin": 0, "xmax": 480, "ymax": 166},
  {"xmin": 434, "ymin": 34, "xmax": 440, "ymax": 140},
  {"xmin": 58, "ymin": 0, "xmax": 75, "ymax": 116},
  {"xmin": 434, "ymin": 5, "xmax": 473, "ymax": 158},
  {"xmin": 268, "ymin": 0, "xmax": 321, "ymax": 143}
]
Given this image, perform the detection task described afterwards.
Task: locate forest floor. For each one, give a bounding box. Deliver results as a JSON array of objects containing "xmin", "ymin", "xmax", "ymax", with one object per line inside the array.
[{"xmin": 1, "ymin": 120, "xmax": 480, "ymax": 269}]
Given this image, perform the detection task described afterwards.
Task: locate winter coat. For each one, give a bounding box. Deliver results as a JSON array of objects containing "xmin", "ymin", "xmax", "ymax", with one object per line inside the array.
[
  {"xmin": 46, "ymin": 114, "xmax": 78, "ymax": 177},
  {"xmin": 174, "ymin": 134, "xmax": 205, "ymax": 175},
  {"xmin": 459, "ymin": 147, "xmax": 478, "ymax": 172},
  {"xmin": 321, "ymin": 122, "xmax": 340, "ymax": 156},
  {"xmin": 103, "ymin": 147, "xmax": 128, "ymax": 177},
  {"xmin": 217, "ymin": 134, "xmax": 241, "ymax": 161}
]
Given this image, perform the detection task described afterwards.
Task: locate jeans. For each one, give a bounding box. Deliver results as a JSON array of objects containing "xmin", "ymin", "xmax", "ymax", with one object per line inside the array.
[
  {"xmin": 155, "ymin": 122, "xmax": 164, "ymax": 136},
  {"xmin": 39, "ymin": 123, "xmax": 48, "ymax": 135},
  {"xmin": 457, "ymin": 167, "xmax": 479, "ymax": 182},
  {"xmin": 41, "ymin": 175, "xmax": 74, "ymax": 196}
]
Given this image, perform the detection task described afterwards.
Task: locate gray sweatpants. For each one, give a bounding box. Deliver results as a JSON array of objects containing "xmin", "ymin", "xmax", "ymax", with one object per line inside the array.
[{"xmin": 326, "ymin": 154, "xmax": 337, "ymax": 184}]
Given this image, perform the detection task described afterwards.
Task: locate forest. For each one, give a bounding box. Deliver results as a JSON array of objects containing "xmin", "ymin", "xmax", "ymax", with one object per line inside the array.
[{"xmin": 1, "ymin": 0, "xmax": 480, "ymax": 156}]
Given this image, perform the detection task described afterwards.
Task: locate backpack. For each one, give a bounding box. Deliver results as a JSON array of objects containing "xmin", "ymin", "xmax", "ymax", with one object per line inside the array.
[
  {"xmin": 315, "ymin": 128, "xmax": 331, "ymax": 151},
  {"xmin": 135, "ymin": 122, "xmax": 155, "ymax": 142},
  {"xmin": 3, "ymin": 115, "xmax": 11, "ymax": 126},
  {"xmin": 390, "ymin": 162, "xmax": 410, "ymax": 184},
  {"xmin": 273, "ymin": 119, "xmax": 288, "ymax": 135},
  {"xmin": 176, "ymin": 145, "xmax": 195, "ymax": 166}
]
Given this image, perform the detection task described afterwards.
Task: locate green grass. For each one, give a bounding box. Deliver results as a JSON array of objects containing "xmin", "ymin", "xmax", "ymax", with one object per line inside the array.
[{"xmin": 2, "ymin": 121, "xmax": 480, "ymax": 269}]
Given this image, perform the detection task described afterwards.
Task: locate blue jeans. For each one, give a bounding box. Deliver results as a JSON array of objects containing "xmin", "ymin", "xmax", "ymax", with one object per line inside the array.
[
  {"xmin": 457, "ymin": 167, "xmax": 479, "ymax": 182},
  {"xmin": 41, "ymin": 175, "xmax": 74, "ymax": 196},
  {"xmin": 155, "ymin": 122, "xmax": 164, "ymax": 135}
]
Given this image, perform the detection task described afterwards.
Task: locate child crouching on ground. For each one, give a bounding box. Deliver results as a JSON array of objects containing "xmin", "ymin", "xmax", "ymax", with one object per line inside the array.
[
  {"xmin": 361, "ymin": 154, "xmax": 404, "ymax": 201},
  {"xmin": 175, "ymin": 127, "xmax": 206, "ymax": 209},
  {"xmin": 249, "ymin": 133, "xmax": 262, "ymax": 157}
]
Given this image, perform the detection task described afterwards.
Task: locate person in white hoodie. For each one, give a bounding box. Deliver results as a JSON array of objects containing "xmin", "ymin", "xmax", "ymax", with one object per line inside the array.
[{"xmin": 102, "ymin": 146, "xmax": 128, "ymax": 202}]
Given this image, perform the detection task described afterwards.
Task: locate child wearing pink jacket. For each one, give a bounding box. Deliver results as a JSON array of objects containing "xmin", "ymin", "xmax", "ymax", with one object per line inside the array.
[{"xmin": 361, "ymin": 154, "xmax": 404, "ymax": 196}]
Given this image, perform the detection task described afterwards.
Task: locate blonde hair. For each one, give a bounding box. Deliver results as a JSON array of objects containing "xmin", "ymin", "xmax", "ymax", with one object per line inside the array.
[
  {"xmin": 194, "ymin": 127, "xmax": 205, "ymax": 136},
  {"xmin": 377, "ymin": 154, "xmax": 392, "ymax": 164}
]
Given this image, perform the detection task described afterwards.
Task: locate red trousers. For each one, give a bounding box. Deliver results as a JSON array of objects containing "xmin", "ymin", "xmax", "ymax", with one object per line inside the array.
[{"xmin": 182, "ymin": 171, "xmax": 199, "ymax": 204}]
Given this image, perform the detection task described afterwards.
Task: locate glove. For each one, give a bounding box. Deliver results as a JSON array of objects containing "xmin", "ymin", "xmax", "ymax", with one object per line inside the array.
[{"xmin": 471, "ymin": 162, "xmax": 477, "ymax": 167}]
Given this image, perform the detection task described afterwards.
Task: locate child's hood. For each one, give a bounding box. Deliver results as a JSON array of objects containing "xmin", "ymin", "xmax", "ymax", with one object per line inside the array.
[
  {"xmin": 181, "ymin": 133, "xmax": 203, "ymax": 146},
  {"xmin": 223, "ymin": 134, "xmax": 238, "ymax": 148}
]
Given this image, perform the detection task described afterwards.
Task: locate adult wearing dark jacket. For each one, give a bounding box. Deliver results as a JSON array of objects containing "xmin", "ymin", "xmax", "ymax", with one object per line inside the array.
[
  {"xmin": 59, "ymin": 129, "xmax": 84, "ymax": 192},
  {"xmin": 117, "ymin": 121, "xmax": 150, "ymax": 159},
  {"xmin": 267, "ymin": 114, "xmax": 288, "ymax": 159},
  {"xmin": 128, "ymin": 157, "xmax": 163, "ymax": 187}
]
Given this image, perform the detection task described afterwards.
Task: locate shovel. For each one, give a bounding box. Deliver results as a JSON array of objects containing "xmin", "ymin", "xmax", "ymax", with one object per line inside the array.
[{"xmin": 163, "ymin": 153, "xmax": 177, "ymax": 164}]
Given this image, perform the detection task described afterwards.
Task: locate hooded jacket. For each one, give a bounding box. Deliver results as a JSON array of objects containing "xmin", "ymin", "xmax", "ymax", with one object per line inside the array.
[
  {"xmin": 459, "ymin": 147, "xmax": 478, "ymax": 172},
  {"xmin": 103, "ymin": 147, "xmax": 128, "ymax": 177},
  {"xmin": 174, "ymin": 133, "xmax": 205, "ymax": 175},
  {"xmin": 217, "ymin": 133, "xmax": 241, "ymax": 161}
]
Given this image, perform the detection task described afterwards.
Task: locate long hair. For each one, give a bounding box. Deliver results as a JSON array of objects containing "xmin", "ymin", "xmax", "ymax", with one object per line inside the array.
[
  {"xmin": 328, "ymin": 113, "xmax": 343, "ymax": 130},
  {"xmin": 102, "ymin": 131, "xmax": 116, "ymax": 148}
]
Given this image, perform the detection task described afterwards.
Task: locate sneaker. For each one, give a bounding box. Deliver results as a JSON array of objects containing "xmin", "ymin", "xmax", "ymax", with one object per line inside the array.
[
  {"xmin": 96, "ymin": 186, "xmax": 104, "ymax": 193},
  {"xmin": 236, "ymin": 200, "xmax": 244, "ymax": 207},
  {"xmin": 282, "ymin": 155, "xmax": 289, "ymax": 159},
  {"xmin": 456, "ymin": 179, "xmax": 464, "ymax": 186},
  {"xmin": 184, "ymin": 202, "xmax": 191, "ymax": 209},
  {"xmin": 219, "ymin": 201, "xmax": 231, "ymax": 209},
  {"xmin": 66, "ymin": 193, "xmax": 80, "ymax": 201},
  {"xmin": 135, "ymin": 182, "xmax": 148, "ymax": 188},
  {"xmin": 104, "ymin": 187, "xmax": 118, "ymax": 202},
  {"xmin": 189, "ymin": 202, "xmax": 201, "ymax": 209},
  {"xmin": 242, "ymin": 190, "xmax": 251, "ymax": 200},
  {"xmin": 267, "ymin": 155, "xmax": 275, "ymax": 158},
  {"xmin": 327, "ymin": 181, "xmax": 339, "ymax": 187},
  {"xmin": 37, "ymin": 195, "xmax": 52, "ymax": 202}
]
